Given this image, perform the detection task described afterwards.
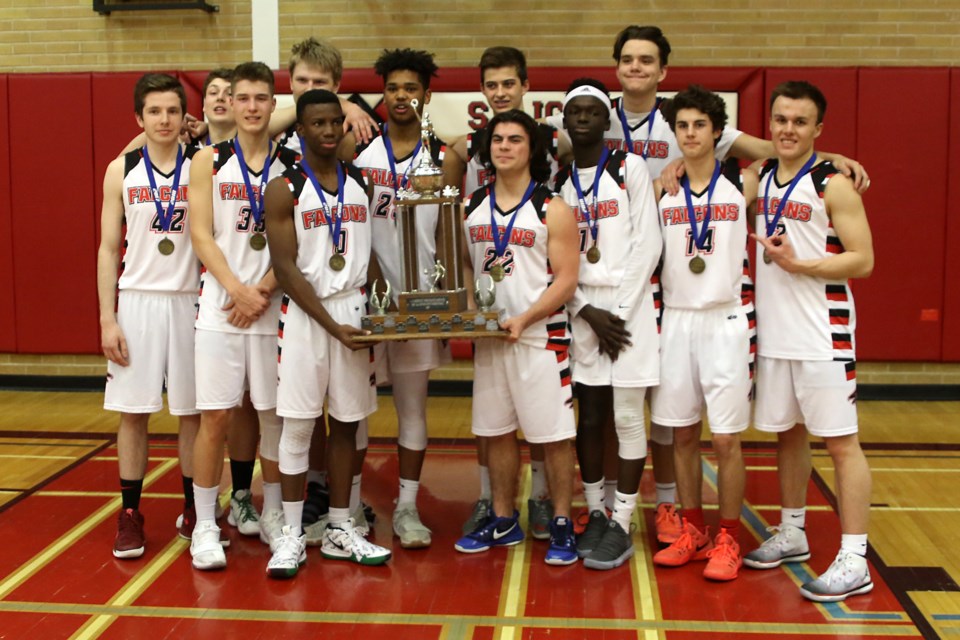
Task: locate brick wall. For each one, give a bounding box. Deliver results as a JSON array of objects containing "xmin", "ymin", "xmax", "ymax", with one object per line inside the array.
[{"xmin": 2, "ymin": 1, "xmax": 958, "ymax": 73}]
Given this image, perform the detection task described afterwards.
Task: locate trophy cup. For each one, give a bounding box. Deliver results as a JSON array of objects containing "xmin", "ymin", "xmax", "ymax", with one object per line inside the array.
[{"xmin": 357, "ymin": 100, "xmax": 505, "ymax": 342}]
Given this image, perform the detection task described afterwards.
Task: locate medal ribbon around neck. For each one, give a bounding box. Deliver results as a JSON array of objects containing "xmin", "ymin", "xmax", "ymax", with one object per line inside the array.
[
  {"xmin": 570, "ymin": 146, "xmax": 611, "ymax": 252},
  {"xmin": 763, "ymin": 153, "xmax": 819, "ymax": 238},
  {"xmin": 300, "ymin": 157, "xmax": 346, "ymax": 259},
  {"xmin": 617, "ymin": 97, "xmax": 660, "ymax": 159},
  {"xmin": 141, "ymin": 145, "xmax": 184, "ymax": 233},
  {"xmin": 233, "ymin": 137, "xmax": 273, "ymax": 231},
  {"xmin": 489, "ymin": 180, "xmax": 537, "ymax": 261},
  {"xmin": 383, "ymin": 123, "xmax": 423, "ymax": 193},
  {"xmin": 682, "ymin": 160, "xmax": 722, "ymax": 255}
]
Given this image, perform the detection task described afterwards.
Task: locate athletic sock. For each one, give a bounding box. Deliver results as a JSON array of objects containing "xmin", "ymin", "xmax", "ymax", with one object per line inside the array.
[
  {"xmin": 719, "ymin": 517, "xmax": 741, "ymax": 540},
  {"xmin": 479, "ymin": 465, "xmax": 492, "ymax": 500},
  {"xmin": 193, "ymin": 484, "xmax": 219, "ymax": 524},
  {"xmin": 781, "ymin": 507, "xmax": 806, "ymax": 529},
  {"xmin": 120, "ymin": 477, "xmax": 143, "ymax": 511},
  {"xmin": 281, "ymin": 500, "xmax": 304, "ymax": 536},
  {"xmin": 530, "ymin": 460, "xmax": 548, "ymax": 500},
  {"xmin": 328, "ymin": 506, "xmax": 350, "ymax": 525},
  {"xmin": 181, "ymin": 475, "xmax": 194, "ymax": 509},
  {"xmin": 583, "ymin": 479, "xmax": 605, "ymax": 514},
  {"xmin": 840, "ymin": 533, "xmax": 868, "ymax": 557},
  {"xmin": 262, "ymin": 481, "xmax": 282, "ymax": 513},
  {"xmin": 612, "ymin": 490, "xmax": 637, "ymax": 532},
  {"xmin": 683, "ymin": 507, "xmax": 706, "ymax": 532},
  {"xmin": 398, "ymin": 477, "xmax": 420, "ymax": 505},
  {"xmin": 655, "ymin": 481, "xmax": 677, "ymax": 506},
  {"xmin": 230, "ymin": 459, "xmax": 255, "ymax": 496}
]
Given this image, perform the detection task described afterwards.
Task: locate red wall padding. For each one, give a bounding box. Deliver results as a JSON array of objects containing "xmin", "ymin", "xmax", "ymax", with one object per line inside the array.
[
  {"xmin": 9, "ymin": 74, "xmax": 99, "ymax": 353},
  {"xmin": 0, "ymin": 67, "xmax": 956, "ymax": 361},
  {"xmin": 0, "ymin": 75, "xmax": 15, "ymax": 351}
]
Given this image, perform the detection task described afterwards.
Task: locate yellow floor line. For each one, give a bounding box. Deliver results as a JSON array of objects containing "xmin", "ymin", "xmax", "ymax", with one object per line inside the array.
[
  {"xmin": 495, "ymin": 466, "xmax": 532, "ymax": 640},
  {"xmin": 0, "ymin": 458, "xmax": 178, "ymax": 600}
]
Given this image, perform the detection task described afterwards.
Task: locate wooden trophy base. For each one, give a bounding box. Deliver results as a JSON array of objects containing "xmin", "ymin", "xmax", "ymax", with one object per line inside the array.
[{"xmin": 355, "ymin": 309, "xmax": 507, "ymax": 343}]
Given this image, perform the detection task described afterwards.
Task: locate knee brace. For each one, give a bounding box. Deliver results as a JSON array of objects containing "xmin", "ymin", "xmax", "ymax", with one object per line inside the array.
[
  {"xmin": 257, "ymin": 409, "xmax": 283, "ymax": 462},
  {"xmin": 650, "ymin": 422, "xmax": 674, "ymax": 446},
  {"xmin": 278, "ymin": 416, "xmax": 314, "ymax": 475},
  {"xmin": 614, "ymin": 387, "xmax": 648, "ymax": 459}
]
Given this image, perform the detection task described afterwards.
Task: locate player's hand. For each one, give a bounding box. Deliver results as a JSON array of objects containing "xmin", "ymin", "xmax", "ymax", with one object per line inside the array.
[
  {"xmin": 343, "ymin": 101, "xmax": 379, "ymax": 145},
  {"xmin": 335, "ymin": 324, "xmax": 371, "ymax": 351},
  {"xmin": 579, "ymin": 304, "xmax": 631, "ymax": 360},
  {"xmin": 225, "ymin": 306, "xmax": 254, "ymax": 329},
  {"xmin": 831, "ymin": 155, "xmax": 871, "ymax": 194},
  {"xmin": 181, "ymin": 113, "xmax": 203, "ymax": 144},
  {"xmin": 101, "ymin": 321, "xmax": 129, "ymax": 367},
  {"xmin": 499, "ymin": 315, "xmax": 528, "ymax": 343},
  {"xmin": 660, "ymin": 158, "xmax": 686, "ymax": 196},
  {"xmin": 751, "ymin": 232, "xmax": 801, "ymax": 273},
  {"xmin": 227, "ymin": 284, "xmax": 270, "ymax": 319}
]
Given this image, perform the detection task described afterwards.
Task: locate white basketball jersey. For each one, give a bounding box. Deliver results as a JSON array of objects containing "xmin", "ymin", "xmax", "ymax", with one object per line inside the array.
[
  {"xmin": 658, "ymin": 163, "xmax": 753, "ymax": 310},
  {"xmin": 354, "ymin": 132, "xmax": 444, "ymax": 299},
  {"xmin": 463, "ymin": 183, "xmax": 569, "ymax": 350},
  {"xmin": 195, "ymin": 140, "xmax": 300, "ymax": 335},
  {"xmin": 277, "ymin": 124, "xmax": 302, "ymax": 155},
  {"xmin": 754, "ymin": 160, "xmax": 856, "ymax": 361},
  {"xmin": 118, "ymin": 146, "xmax": 201, "ymax": 293},
  {"xmin": 464, "ymin": 122, "xmax": 560, "ymax": 195},
  {"xmin": 281, "ymin": 161, "xmax": 372, "ymax": 297}
]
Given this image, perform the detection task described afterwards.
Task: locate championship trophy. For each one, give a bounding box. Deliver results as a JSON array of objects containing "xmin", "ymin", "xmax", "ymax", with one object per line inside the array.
[{"xmin": 358, "ymin": 100, "xmax": 505, "ymax": 341}]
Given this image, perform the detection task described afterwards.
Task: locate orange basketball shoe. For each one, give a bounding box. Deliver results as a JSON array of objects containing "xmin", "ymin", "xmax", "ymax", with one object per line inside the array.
[
  {"xmin": 655, "ymin": 503, "xmax": 683, "ymax": 545},
  {"xmin": 703, "ymin": 528, "xmax": 742, "ymax": 581},
  {"xmin": 653, "ymin": 518, "xmax": 713, "ymax": 567}
]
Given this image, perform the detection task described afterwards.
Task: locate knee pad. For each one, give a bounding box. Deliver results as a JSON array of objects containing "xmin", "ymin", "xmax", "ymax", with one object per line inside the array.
[
  {"xmin": 257, "ymin": 410, "xmax": 283, "ymax": 462},
  {"xmin": 650, "ymin": 423, "xmax": 674, "ymax": 446},
  {"xmin": 278, "ymin": 416, "xmax": 314, "ymax": 474},
  {"xmin": 614, "ymin": 389, "xmax": 648, "ymax": 460},
  {"xmin": 355, "ymin": 417, "xmax": 369, "ymax": 451}
]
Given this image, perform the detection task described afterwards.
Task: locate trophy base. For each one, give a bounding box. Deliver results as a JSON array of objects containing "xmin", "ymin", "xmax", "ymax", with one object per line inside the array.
[
  {"xmin": 398, "ymin": 288, "xmax": 469, "ymax": 315},
  {"xmin": 356, "ymin": 309, "xmax": 506, "ymax": 343}
]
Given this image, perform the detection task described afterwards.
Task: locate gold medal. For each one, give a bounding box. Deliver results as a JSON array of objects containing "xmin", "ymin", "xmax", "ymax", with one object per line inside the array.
[
  {"xmin": 763, "ymin": 250, "xmax": 772, "ymax": 265},
  {"xmin": 249, "ymin": 233, "xmax": 267, "ymax": 251},
  {"xmin": 329, "ymin": 254, "xmax": 346, "ymax": 271},
  {"xmin": 689, "ymin": 255, "xmax": 706, "ymax": 274},
  {"xmin": 157, "ymin": 238, "xmax": 175, "ymax": 256},
  {"xmin": 490, "ymin": 263, "xmax": 505, "ymax": 282},
  {"xmin": 586, "ymin": 245, "xmax": 601, "ymax": 264}
]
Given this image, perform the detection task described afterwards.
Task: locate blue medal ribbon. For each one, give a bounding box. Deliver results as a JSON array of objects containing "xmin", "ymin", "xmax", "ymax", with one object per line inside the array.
[
  {"xmin": 763, "ymin": 153, "xmax": 819, "ymax": 238},
  {"xmin": 617, "ymin": 97, "xmax": 660, "ymax": 159},
  {"xmin": 300, "ymin": 158, "xmax": 346, "ymax": 257},
  {"xmin": 489, "ymin": 180, "xmax": 537, "ymax": 260},
  {"xmin": 682, "ymin": 160, "xmax": 722, "ymax": 254},
  {"xmin": 233, "ymin": 137, "xmax": 273, "ymax": 229},
  {"xmin": 382, "ymin": 123, "xmax": 423, "ymax": 193},
  {"xmin": 570, "ymin": 147, "xmax": 610, "ymax": 248},
  {"xmin": 141, "ymin": 145, "xmax": 184, "ymax": 233}
]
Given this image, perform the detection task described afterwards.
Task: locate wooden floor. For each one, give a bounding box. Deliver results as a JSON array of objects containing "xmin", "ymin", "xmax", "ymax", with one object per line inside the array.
[{"xmin": 0, "ymin": 388, "xmax": 958, "ymax": 639}]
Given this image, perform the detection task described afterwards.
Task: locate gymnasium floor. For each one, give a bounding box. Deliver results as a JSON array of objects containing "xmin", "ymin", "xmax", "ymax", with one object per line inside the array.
[{"xmin": 0, "ymin": 390, "xmax": 957, "ymax": 639}]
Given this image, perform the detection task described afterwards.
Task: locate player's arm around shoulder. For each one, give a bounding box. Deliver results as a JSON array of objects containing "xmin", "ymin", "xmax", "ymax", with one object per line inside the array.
[
  {"xmin": 742, "ymin": 167, "xmax": 760, "ymax": 232},
  {"xmin": 97, "ymin": 156, "xmax": 129, "ymax": 366}
]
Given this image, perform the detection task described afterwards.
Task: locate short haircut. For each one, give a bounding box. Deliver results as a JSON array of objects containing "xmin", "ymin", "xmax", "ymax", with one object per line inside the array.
[
  {"xmin": 479, "ymin": 46, "xmax": 528, "ymax": 84},
  {"xmin": 202, "ymin": 68, "xmax": 233, "ymax": 95},
  {"xmin": 288, "ymin": 37, "xmax": 343, "ymax": 83},
  {"xmin": 296, "ymin": 89, "xmax": 342, "ymax": 122},
  {"xmin": 563, "ymin": 78, "xmax": 612, "ymax": 118},
  {"xmin": 662, "ymin": 84, "xmax": 728, "ymax": 137},
  {"xmin": 134, "ymin": 73, "xmax": 186, "ymax": 117},
  {"xmin": 374, "ymin": 48, "xmax": 439, "ymax": 90},
  {"xmin": 770, "ymin": 80, "xmax": 828, "ymax": 123},
  {"xmin": 481, "ymin": 109, "xmax": 551, "ymax": 184},
  {"xmin": 612, "ymin": 25, "xmax": 671, "ymax": 66},
  {"xmin": 232, "ymin": 61, "xmax": 275, "ymax": 95}
]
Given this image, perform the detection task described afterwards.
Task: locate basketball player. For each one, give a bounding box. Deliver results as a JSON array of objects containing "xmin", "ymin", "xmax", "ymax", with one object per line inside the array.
[
  {"xmin": 649, "ymin": 85, "xmax": 756, "ymax": 582},
  {"xmin": 455, "ymin": 110, "xmax": 580, "ymax": 565},
  {"xmin": 264, "ymin": 89, "xmax": 390, "ymax": 577},
  {"xmin": 747, "ymin": 81, "xmax": 875, "ymax": 603},
  {"xmin": 441, "ymin": 46, "xmax": 560, "ymax": 539},
  {"xmin": 187, "ymin": 62, "xmax": 300, "ymax": 571},
  {"xmin": 553, "ymin": 80, "xmax": 662, "ymax": 570},
  {"xmin": 98, "ymin": 74, "xmax": 200, "ymax": 558},
  {"xmin": 353, "ymin": 48, "xmax": 445, "ymax": 549}
]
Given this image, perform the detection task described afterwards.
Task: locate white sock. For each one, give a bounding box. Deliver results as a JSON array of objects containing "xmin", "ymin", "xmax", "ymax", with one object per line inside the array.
[
  {"xmin": 479, "ymin": 465, "xmax": 492, "ymax": 500},
  {"xmin": 262, "ymin": 481, "xmax": 282, "ymax": 513},
  {"xmin": 612, "ymin": 490, "xmax": 637, "ymax": 532},
  {"xmin": 655, "ymin": 482, "xmax": 676, "ymax": 505},
  {"xmin": 583, "ymin": 479, "xmax": 605, "ymax": 514},
  {"xmin": 530, "ymin": 460, "xmax": 548, "ymax": 500},
  {"xmin": 193, "ymin": 484, "xmax": 219, "ymax": 524},
  {"xmin": 398, "ymin": 477, "xmax": 419, "ymax": 506},
  {"xmin": 281, "ymin": 500, "xmax": 303, "ymax": 536},
  {"xmin": 604, "ymin": 479, "xmax": 618, "ymax": 512},
  {"xmin": 349, "ymin": 474, "xmax": 362, "ymax": 512},
  {"xmin": 329, "ymin": 506, "xmax": 350, "ymax": 525},
  {"xmin": 782, "ymin": 507, "xmax": 806, "ymax": 529},
  {"xmin": 307, "ymin": 469, "xmax": 327, "ymax": 487},
  {"xmin": 840, "ymin": 533, "xmax": 868, "ymax": 557}
]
